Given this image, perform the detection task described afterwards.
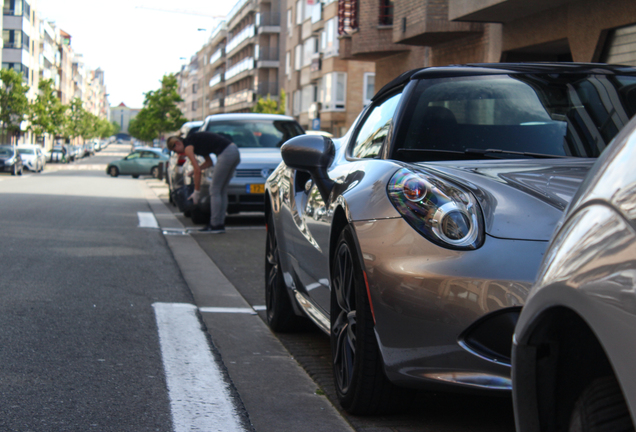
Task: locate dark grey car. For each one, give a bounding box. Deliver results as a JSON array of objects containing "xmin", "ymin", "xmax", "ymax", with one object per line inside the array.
[{"xmin": 264, "ymin": 63, "xmax": 636, "ymax": 415}]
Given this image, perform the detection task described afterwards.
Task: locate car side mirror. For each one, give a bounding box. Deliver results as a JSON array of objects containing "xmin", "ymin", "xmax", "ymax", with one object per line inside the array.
[{"xmin": 281, "ymin": 135, "xmax": 335, "ymax": 202}]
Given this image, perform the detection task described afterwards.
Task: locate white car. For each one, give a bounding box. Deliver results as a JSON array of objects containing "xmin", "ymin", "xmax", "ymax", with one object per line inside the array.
[
  {"xmin": 17, "ymin": 145, "xmax": 46, "ymax": 172},
  {"xmin": 513, "ymin": 116, "xmax": 636, "ymax": 432}
]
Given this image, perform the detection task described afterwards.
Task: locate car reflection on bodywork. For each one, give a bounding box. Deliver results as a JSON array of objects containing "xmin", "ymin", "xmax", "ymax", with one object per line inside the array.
[
  {"xmin": 513, "ymin": 115, "xmax": 636, "ymax": 432},
  {"xmin": 264, "ymin": 63, "xmax": 636, "ymax": 415}
]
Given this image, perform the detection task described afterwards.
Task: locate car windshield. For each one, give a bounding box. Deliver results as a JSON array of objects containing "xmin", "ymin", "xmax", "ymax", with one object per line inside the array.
[
  {"xmin": 205, "ymin": 120, "xmax": 304, "ymax": 148},
  {"xmin": 0, "ymin": 147, "xmax": 13, "ymax": 157},
  {"xmin": 394, "ymin": 73, "xmax": 636, "ymax": 162},
  {"xmin": 18, "ymin": 148, "xmax": 34, "ymax": 155}
]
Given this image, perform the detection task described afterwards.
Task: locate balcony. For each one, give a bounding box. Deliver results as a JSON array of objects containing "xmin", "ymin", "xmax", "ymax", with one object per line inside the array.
[
  {"xmin": 225, "ymin": 88, "xmax": 254, "ymax": 107},
  {"xmin": 256, "ymin": 12, "xmax": 281, "ymax": 32},
  {"xmin": 209, "ymin": 48, "xmax": 224, "ymax": 66},
  {"xmin": 448, "ymin": 0, "xmax": 572, "ymax": 23},
  {"xmin": 225, "ymin": 56, "xmax": 255, "ymax": 80},
  {"xmin": 209, "ymin": 98, "xmax": 224, "ymax": 110},
  {"xmin": 256, "ymin": 81, "xmax": 279, "ymax": 97},
  {"xmin": 226, "ymin": 24, "xmax": 256, "ymax": 55},
  {"xmin": 209, "ymin": 72, "xmax": 224, "ymax": 88},
  {"xmin": 256, "ymin": 46, "xmax": 280, "ymax": 68}
]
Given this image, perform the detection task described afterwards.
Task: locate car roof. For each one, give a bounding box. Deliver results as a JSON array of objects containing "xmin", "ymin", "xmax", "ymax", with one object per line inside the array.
[
  {"xmin": 372, "ymin": 62, "xmax": 636, "ymax": 102},
  {"xmin": 204, "ymin": 113, "xmax": 298, "ymax": 122}
]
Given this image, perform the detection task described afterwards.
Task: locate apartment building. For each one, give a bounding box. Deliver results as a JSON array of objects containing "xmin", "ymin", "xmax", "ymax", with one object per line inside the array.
[
  {"xmin": 39, "ymin": 18, "xmax": 60, "ymax": 87},
  {"xmin": 338, "ymin": 0, "xmax": 636, "ymax": 90},
  {"xmin": 58, "ymin": 29, "xmax": 74, "ymax": 104},
  {"xmin": 207, "ymin": 22, "xmax": 227, "ymax": 116},
  {"xmin": 3, "ymin": 0, "xmax": 40, "ymax": 99},
  {"xmin": 282, "ymin": 0, "xmax": 374, "ymax": 135},
  {"xmin": 178, "ymin": 54, "xmax": 204, "ymax": 121}
]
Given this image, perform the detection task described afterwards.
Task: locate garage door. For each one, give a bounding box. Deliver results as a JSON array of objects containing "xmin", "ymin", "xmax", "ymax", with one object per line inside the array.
[{"xmin": 604, "ymin": 23, "xmax": 636, "ymax": 66}]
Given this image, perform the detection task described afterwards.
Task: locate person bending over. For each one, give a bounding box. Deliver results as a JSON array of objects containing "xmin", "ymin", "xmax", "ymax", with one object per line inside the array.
[{"xmin": 167, "ymin": 132, "xmax": 240, "ymax": 233}]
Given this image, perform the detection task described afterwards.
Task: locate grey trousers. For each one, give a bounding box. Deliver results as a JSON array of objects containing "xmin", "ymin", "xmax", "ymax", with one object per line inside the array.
[{"xmin": 209, "ymin": 143, "xmax": 240, "ymax": 226}]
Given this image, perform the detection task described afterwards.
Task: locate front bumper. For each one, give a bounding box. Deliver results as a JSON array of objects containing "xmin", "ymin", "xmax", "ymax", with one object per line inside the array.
[{"xmin": 353, "ymin": 217, "xmax": 547, "ymax": 391}]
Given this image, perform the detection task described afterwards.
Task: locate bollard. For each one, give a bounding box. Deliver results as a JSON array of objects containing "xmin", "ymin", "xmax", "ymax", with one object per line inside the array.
[{"xmin": 157, "ymin": 162, "xmax": 164, "ymax": 181}]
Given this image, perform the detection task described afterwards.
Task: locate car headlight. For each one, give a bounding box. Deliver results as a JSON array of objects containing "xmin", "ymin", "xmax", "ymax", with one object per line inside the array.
[
  {"xmin": 387, "ymin": 167, "xmax": 484, "ymax": 250},
  {"xmin": 5, "ymin": 157, "xmax": 14, "ymax": 164}
]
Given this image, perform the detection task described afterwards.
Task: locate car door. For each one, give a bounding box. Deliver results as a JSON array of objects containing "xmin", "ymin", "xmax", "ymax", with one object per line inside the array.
[
  {"xmin": 118, "ymin": 152, "xmax": 141, "ymax": 174},
  {"xmin": 138, "ymin": 151, "xmax": 159, "ymax": 174},
  {"xmin": 292, "ymin": 93, "xmax": 403, "ymax": 314}
]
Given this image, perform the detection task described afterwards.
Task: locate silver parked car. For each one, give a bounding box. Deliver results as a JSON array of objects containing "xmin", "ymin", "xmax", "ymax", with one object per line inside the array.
[
  {"xmin": 264, "ymin": 63, "xmax": 636, "ymax": 415},
  {"xmin": 512, "ymin": 116, "xmax": 636, "ymax": 432},
  {"xmin": 176, "ymin": 114, "xmax": 304, "ymax": 223},
  {"xmin": 17, "ymin": 145, "xmax": 46, "ymax": 172}
]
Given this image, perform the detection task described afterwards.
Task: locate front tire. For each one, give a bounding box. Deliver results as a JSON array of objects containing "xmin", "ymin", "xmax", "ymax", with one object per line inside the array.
[
  {"xmin": 331, "ymin": 226, "xmax": 413, "ymax": 415},
  {"xmin": 570, "ymin": 376, "xmax": 634, "ymax": 432},
  {"xmin": 151, "ymin": 166, "xmax": 159, "ymax": 178},
  {"xmin": 109, "ymin": 166, "xmax": 119, "ymax": 177},
  {"xmin": 265, "ymin": 211, "xmax": 305, "ymax": 332}
]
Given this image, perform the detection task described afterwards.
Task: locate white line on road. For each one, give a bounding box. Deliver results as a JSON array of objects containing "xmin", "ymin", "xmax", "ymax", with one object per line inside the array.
[
  {"xmin": 153, "ymin": 303, "xmax": 246, "ymax": 432},
  {"xmin": 138, "ymin": 212, "xmax": 159, "ymax": 228},
  {"xmin": 252, "ymin": 305, "xmax": 266, "ymax": 311},
  {"xmin": 199, "ymin": 307, "xmax": 257, "ymax": 315}
]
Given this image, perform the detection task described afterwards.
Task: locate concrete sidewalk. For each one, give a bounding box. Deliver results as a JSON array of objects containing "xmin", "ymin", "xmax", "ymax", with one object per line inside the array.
[{"xmin": 143, "ymin": 180, "xmax": 354, "ymax": 432}]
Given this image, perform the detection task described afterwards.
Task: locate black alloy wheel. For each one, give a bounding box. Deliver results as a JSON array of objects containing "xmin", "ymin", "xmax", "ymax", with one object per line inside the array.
[
  {"xmin": 109, "ymin": 166, "xmax": 119, "ymax": 177},
  {"xmin": 11, "ymin": 164, "xmax": 17, "ymax": 176},
  {"xmin": 265, "ymin": 210, "xmax": 304, "ymax": 332},
  {"xmin": 330, "ymin": 225, "xmax": 413, "ymax": 415}
]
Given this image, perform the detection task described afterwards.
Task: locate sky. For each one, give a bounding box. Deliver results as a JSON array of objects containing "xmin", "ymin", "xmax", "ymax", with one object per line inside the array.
[{"xmin": 37, "ymin": 0, "xmax": 234, "ymax": 108}]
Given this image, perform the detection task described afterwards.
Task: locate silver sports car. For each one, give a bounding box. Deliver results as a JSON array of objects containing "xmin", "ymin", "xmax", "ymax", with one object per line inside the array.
[
  {"xmin": 513, "ymin": 112, "xmax": 636, "ymax": 432},
  {"xmin": 264, "ymin": 63, "xmax": 636, "ymax": 415}
]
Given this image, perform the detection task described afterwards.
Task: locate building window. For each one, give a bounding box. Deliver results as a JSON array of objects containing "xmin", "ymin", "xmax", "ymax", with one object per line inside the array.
[
  {"xmin": 192, "ymin": 101, "xmax": 198, "ymax": 111},
  {"xmin": 3, "ymin": 0, "xmax": 24, "ymax": 16},
  {"xmin": 324, "ymin": 18, "xmax": 339, "ymax": 58},
  {"xmin": 301, "ymin": 85, "xmax": 316, "ymax": 112},
  {"xmin": 363, "ymin": 73, "xmax": 375, "ymax": 106},
  {"xmin": 322, "ymin": 72, "xmax": 346, "ymax": 111},
  {"xmin": 294, "ymin": 44, "xmax": 302, "ymax": 71},
  {"xmin": 379, "ymin": 0, "xmax": 393, "ymax": 26},
  {"xmin": 285, "ymin": 51, "xmax": 291, "ymax": 77},
  {"xmin": 192, "ymin": 83, "xmax": 198, "ymax": 93},
  {"xmin": 303, "ymin": 38, "xmax": 317, "ymax": 68},
  {"xmin": 295, "ymin": 0, "xmax": 303, "ymax": 25},
  {"xmin": 3, "ymin": 30, "xmax": 29, "ymax": 50},
  {"xmin": 287, "ymin": 9, "xmax": 292, "ymax": 37},
  {"xmin": 293, "ymin": 90, "xmax": 302, "ymax": 115}
]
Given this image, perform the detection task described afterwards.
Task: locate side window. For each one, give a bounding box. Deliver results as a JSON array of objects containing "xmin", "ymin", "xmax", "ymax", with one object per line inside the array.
[{"xmin": 351, "ymin": 92, "xmax": 402, "ymax": 158}]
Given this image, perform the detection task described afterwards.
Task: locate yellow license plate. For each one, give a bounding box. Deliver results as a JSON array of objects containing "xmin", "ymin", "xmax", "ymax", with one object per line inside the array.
[{"xmin": 248, "ymin": 184, "xmax": 265, "ymax": 194}]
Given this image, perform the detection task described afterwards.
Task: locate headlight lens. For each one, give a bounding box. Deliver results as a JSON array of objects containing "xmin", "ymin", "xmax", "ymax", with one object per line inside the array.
[{"xmin": 387, "ymin": 167, "xmax": 484, "ymax": 250}]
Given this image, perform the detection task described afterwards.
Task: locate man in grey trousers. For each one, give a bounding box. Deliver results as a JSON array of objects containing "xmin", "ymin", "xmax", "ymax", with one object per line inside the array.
[{"xmin": 167, "ymin": 132, "xmax": 241, "ymax": 233}]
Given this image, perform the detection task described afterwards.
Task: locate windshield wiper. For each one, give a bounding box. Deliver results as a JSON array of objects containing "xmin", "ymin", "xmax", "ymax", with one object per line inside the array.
[{"xmin": 464, "ymin": 148, "xmax": 569, "ymax": 159}]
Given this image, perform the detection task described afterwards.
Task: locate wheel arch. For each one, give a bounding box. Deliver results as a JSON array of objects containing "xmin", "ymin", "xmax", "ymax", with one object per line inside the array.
[{"xmin": 515, "ymin": 306, "xmax": 617, "ymax": 432}]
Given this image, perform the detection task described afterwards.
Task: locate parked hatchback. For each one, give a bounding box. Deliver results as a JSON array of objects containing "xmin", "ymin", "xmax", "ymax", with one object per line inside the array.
[
  {"xmin": 17, "ymin": 145, "xmax": 46, "ymax": 172},
  {"xmin": 0, "ymin": 145, "xmax": 23, "ymax": 175}
]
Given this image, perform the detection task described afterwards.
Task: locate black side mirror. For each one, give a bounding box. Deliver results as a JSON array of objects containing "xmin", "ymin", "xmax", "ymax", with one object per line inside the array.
[{"xmin": 281, "ymin": 135, "xmax": 335, "ymax": 202}]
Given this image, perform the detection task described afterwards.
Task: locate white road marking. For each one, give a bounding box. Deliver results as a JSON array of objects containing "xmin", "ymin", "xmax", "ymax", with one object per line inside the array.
[
  {"xmin": 252, "ymin": 305, "xmax": 266, "ymax": 311},
  {"xmin": 199, "ymin": 307, "xmax": 257, "ymax": 315},
  {"xmin": 138, "ymin": 212, "xmax": 159, "ymax": 228},
  {"xmin": 153, "ymin": 303, "xmax": 246, "ymax": 432}
]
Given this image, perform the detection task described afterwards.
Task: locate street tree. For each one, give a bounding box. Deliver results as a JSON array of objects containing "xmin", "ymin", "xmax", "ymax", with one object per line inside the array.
[
  {"xmin": 0, "ymin": 68, "xmax": 30, "ymax": 143},
  {"xmin": 129, "ymin": 74, "xmax": 187, "ymax": 142},
  {"xmin": 252, "ymin": 89, "xmax": 286, "ymax": 114},
  {"xmin": 28, "ymin": 78, "xmax": 64, "ymax": 139}
]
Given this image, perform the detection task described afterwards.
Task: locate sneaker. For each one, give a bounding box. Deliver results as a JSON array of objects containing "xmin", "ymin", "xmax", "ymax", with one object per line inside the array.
[{"xmin": 198, "ymin": 224, "xmax": 225, "ymax": 233}]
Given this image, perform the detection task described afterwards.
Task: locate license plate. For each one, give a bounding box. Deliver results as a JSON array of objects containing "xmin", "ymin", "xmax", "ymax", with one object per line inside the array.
[{"xmin": 247, "ymin": 184, "xmax": 265, "ymax": 194}]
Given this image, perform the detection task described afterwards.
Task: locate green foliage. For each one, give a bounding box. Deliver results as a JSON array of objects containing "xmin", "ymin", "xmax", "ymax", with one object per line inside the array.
[
  {"xmin": 252, "ymin": 89, "xmax": 286, "ymax": 114},
  {"xmin": 28, "ymin": 78, "xmax": 64, "ymax": 137},
  {"xmin": 129, "ymin": 74, "xmax": 187, "ymax": 142},
  {"xmin": 110, "ymin": 121, "xmax": 120, "ymax": 136},
  {"xmin": 0, "ymin": 68, "xmax": 30, "ymax": 141}
]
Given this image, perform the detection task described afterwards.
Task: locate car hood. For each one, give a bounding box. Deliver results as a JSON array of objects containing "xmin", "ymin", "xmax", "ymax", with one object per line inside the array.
[{"xmin": 418, "ymin": 158, "xmax": 596, "ymax": 241}]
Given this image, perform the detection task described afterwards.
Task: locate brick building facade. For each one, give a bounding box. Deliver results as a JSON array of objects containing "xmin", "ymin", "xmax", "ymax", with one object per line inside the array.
[{"xmin": 339, "ymin": 0, "xmax": 636, "ymax": 90}]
